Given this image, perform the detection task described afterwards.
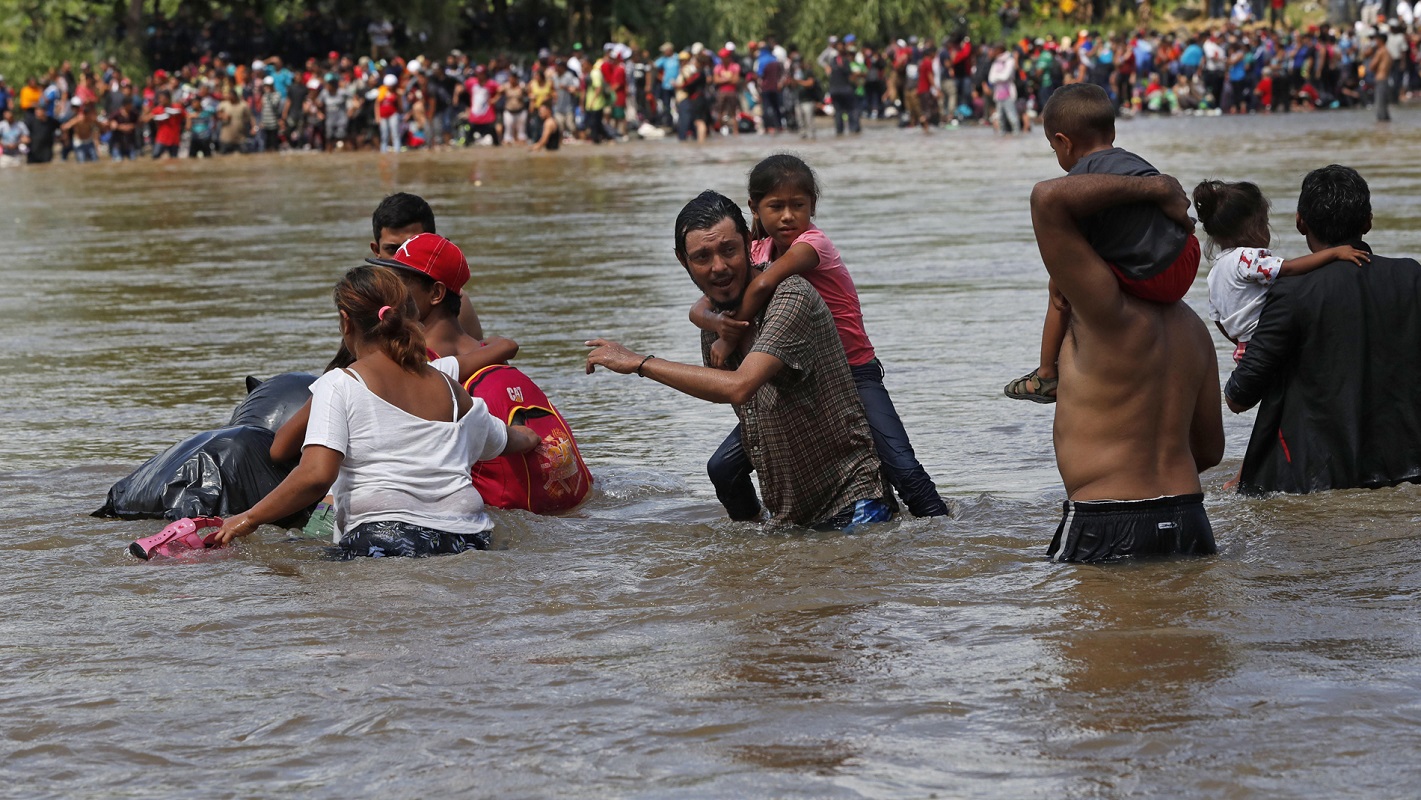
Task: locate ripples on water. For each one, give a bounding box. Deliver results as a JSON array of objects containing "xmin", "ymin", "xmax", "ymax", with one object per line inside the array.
[{"xmin": 2, "ymin": 110, "xmax": 1420, "ymax": 798}]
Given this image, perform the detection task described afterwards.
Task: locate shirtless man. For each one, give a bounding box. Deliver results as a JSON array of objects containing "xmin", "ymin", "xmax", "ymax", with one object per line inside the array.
[
  {"xmin": 1367, "ymin": 30, "xmax": 1392, "ymax": 123},
  {"xmin": 1029, "ymin": 172, "xmax": 1224, "ymax": 562}
]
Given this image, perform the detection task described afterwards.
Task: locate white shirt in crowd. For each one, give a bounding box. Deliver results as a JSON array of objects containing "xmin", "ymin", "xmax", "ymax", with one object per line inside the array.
[
  {"xmin": 1203, "ymin": 38, "xmax": 1227, "ymax": 71},
  {"xmin": 1206, "ymin": 246, "xmax": 1285, "ymax": 342}
]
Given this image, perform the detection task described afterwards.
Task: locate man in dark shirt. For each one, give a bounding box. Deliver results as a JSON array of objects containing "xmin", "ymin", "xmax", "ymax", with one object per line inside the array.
[
  {"xmin": 26, "ymin": 104, "xmax": 56, "ymax": 163},
  {"xmin": 585, "ymin": 191, "xmax": 890, "ymax": 530},
  {"xmin": 827, "ymin": 41, "xmax": 860, "ymax": 136},
  {"xmin": 1226, "ymin": 165, "xmax": 1421, "ymax": 495}
]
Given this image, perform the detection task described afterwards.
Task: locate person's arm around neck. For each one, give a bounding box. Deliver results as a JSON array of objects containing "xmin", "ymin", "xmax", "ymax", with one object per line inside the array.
[
  {"xmin": 1030, "ymin": 173, "xmax": 1192, "ymax": 328},
  {"xmin": 453, "ymin": 336, "xmax": 517, "ymax": 382},
  {"xmin": 1279, "ymin": 245, "xmax": 1369, "ymax": 277},
  {"xmin": 730, "ymin": 242, "xmax": 820, "ymax": 324},
  {"xmin": 585, "ymin": 339, "xmax": 784, "ymax": 405}
]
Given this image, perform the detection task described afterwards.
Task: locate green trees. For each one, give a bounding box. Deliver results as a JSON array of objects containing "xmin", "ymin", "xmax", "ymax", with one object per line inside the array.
[{"xmin": 0, "ymin": 0, "xmax": 1019, "ymax": 79}]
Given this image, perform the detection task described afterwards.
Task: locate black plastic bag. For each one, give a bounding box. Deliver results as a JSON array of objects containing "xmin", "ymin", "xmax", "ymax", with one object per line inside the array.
[
  {"xmin": 94, "ymin": 373, "xmax": 316, "ymax": 525},
  {"xmin": 229, "ymin": 373, "xmax": 316, "ymax": 431}
]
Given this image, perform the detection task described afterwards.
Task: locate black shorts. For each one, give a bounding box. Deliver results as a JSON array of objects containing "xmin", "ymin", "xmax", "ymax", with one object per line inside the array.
[
  {"xmin": 1048, "ymin": 493, "xmax": 1215, "ymax": 563},
  {"xmin": 335, "ymin": 519, "xmax": 491, "ymax": 559}
]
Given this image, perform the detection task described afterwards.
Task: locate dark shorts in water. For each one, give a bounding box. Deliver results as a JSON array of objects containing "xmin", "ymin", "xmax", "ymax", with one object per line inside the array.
[
  {"xmin": 1048, "ymin": 493, "xmax": 1215, "ymax": 563},
  {"xmin": 333, "ymin": 520, "xmax": 491, "ymax": 560}
]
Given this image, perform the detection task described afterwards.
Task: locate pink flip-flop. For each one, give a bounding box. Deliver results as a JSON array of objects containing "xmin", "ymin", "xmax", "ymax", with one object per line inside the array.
[{"xmin": 130, "ymin": 517, "xmax": 225, "ymax": 560}]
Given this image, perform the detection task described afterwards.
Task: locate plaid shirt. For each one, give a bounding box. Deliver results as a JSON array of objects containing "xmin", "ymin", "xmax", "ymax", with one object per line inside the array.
[{"xmin": 702, "ymin": 275, "xmax": 884, "ymax": 526}]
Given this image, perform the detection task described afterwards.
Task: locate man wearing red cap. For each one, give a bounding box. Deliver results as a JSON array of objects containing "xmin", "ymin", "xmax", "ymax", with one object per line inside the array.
[{"xmin": 364, "ymin": 233, "xmax": 503, "ymax": 360}]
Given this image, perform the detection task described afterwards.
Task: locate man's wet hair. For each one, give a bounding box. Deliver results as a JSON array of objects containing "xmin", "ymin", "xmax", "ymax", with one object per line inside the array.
[
  {"xmin": 1041, "ymin": 83, "xmax": 1115, "ymax": 144},
  {"xmin": 371, "ymin": 192, "xmax": 436, "ymax": 241},
  {"xmin": 1298, "ymin": 165, "xmax": 1371, "ymax": 246},
  {"xmin": 674, "ymin": 190, "xmax": 750, "ymax": 260}
]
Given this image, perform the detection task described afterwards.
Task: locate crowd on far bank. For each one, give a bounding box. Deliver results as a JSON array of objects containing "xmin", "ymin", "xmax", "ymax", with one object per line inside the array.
[{"xmin": 0, "ymin": 9, "xmax": 1417, "ymax": 166}]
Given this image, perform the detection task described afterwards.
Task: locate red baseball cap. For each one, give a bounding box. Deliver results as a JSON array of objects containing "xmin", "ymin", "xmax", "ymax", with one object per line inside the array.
[{"xmin": 366, "ymin": 233, "xmax": 470, "ymax": 296}]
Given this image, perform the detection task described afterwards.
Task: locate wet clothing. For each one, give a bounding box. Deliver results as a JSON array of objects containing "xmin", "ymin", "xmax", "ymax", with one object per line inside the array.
[
  {"xmin": 1049, "ymin": 494, "xmax": 1215, "ymax": 563},
  {"xmin": 702, "ymin": 276, "xmax": 885, "ymax": 527},
  {"xmin": 813, "ymin": 498, "xmax": 893, "ymax": 532},
  {"xmin": 304, "ymin": 366, "xmax": 507, "ymax": 544},
  {"xmin": 335, "ymin": 519, "xmax": 490, "ymax": 559},
  {"xmin": 1110, "ymin": 233, "xmax": 1200, "ymax": 305},
  {"xmin": 1069, "ymin": 148, "xmax": 1191, "ymax": 282},
  {"xmin": 1226, "ymin": 243, "xmax": 1421, "ymax": 495}
]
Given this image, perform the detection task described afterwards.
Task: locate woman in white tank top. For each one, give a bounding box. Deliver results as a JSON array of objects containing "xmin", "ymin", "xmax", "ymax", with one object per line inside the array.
[{"xmin": 213, "ymin": 266, "xmax": 541, "ymax": 557}]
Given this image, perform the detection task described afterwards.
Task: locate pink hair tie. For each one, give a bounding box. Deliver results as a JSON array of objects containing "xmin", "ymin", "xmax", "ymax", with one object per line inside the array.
[{"xmin": 377, "ymin": 305, "xmax": 393, "ymax": 321}]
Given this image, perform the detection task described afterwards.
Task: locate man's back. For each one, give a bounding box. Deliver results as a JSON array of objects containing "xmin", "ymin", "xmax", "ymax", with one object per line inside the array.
[
  {"xmin": 1057, "ymin": 296, "xmax": 1218, "ymax": 501},
  {"xmin": 1228, "ymin": 251, "xmax": 1421, "ymax": 493},
  {"xmin": 1031, "ymin": 173, "xmax": 1222, "ymax": 562}
]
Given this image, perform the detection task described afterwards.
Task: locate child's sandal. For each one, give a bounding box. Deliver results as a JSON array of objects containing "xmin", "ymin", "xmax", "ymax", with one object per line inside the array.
[{"xmin": 1004, "ymin": 369, "xmax": 1058, "ymax": 404}]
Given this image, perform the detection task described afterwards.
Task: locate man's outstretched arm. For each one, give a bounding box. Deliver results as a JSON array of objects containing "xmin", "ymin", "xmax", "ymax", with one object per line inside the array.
[
  {"xmin": 585, "ymin": 339, "xmax": 783, "ymax": 405},
  {"xmin": 1030, "ymin": 173, "xmax": 1194, "ymax": 329}
]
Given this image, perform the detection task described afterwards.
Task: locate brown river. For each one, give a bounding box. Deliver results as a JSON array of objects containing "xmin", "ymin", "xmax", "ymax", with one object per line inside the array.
[{"xmin": 2, "ymin": 110, "xmax": 1420, "ymax": 798}]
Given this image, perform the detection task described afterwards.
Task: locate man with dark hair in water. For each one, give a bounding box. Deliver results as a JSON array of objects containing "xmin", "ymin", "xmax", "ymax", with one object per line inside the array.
[
  {"xmin": 368, "ymin": 192, "xmax": 482, "ymax": 339},
  {"xmin": 585, "ymin": 190, "xmax": 891, "ymax": 530},
  {"xmin": 1226, "ymin": 165, "xmax": 1421, "ymax": 495},
  {"xmin": 1030, "ymin": 172, "xmax": 1224, "ymax": 563}
]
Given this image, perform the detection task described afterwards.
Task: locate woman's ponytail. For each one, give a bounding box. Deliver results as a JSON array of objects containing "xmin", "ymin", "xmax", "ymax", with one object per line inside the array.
[{"xmin": 333, "ymin": 266, "xmax": 430, "ymax": 373}]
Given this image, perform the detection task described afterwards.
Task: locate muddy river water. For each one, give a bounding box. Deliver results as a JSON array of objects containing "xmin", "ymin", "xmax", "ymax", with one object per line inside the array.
[{"xmin": 2, "ymin": 110, "xmax": 1420, "ymax": 798}]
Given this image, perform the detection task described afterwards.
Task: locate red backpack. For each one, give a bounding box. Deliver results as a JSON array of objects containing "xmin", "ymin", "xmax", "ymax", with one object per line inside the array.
[{"xmin": 464, "ymin": 365, "xmax": 592, "ymax": 514}]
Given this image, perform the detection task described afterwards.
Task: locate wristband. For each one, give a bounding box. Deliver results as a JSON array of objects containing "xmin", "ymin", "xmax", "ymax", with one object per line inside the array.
[{"xmin": 636, "ymin": 354, "xmax": 655, "ymax": 377}]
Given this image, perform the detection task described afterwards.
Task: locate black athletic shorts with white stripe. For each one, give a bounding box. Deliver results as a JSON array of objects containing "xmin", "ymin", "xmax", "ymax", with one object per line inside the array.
[{"xmin": 1048, "ymin": 493, "xmax": 1215, "ymax": 563}]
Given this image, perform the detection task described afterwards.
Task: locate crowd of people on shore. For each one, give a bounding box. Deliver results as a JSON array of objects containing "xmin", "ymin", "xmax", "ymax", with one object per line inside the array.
[{"xmin": 0, "ymin": 12, "xmax": 1416, "ymax": 166}]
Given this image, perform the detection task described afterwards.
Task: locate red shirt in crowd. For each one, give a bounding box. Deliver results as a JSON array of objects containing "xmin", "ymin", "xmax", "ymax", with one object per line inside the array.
[
  {"xmin": 917, "ymin": 56, "xmax": 935, "ymax": 94},
  {"xmin": 153, "ymin": 105, "xmax": 186, "ymax": 147}
]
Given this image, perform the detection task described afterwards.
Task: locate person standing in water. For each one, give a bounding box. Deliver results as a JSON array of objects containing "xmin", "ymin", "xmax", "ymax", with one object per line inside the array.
[
  {"xmin": 1225, "ymin": 165, "xmax": 1421, "ymax": 496},
  {"xmin": 1029, "ymin": 171, "xmax": 1224, "ymax": 563},
  {"xmin": 690, "ymin": 155, "xmax": 949, "ymax": 520},
  {"xmin": 586, "ymin": 191, "xmax": 892, "ymax": 531}
]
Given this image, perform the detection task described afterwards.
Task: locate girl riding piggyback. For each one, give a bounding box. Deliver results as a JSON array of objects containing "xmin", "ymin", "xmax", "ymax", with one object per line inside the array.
[
  {"xmin": 1194, "ymin": 180, "xmax": 1369, "ymax": 363},
  {"xmin": 690, "ymin": 154, "xmax": 949, "ymax": 520}
]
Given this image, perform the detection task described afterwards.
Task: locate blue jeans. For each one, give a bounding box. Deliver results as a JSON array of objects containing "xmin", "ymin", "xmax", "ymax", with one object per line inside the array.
[
  {"xmin": 707, "ymin": 358, "xmax": 948, "ymax": 519},
  {"xmin": 379, "ymin": 115, "xmax": 400, "ymax": 151},
  {"xmin": 73, "ymin": 142, "xmax": 98, "ymax": 163}
]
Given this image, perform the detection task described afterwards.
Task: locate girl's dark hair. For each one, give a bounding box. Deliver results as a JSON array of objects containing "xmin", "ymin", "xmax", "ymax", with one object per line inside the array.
[
  {"xmin": 332, "ymin": 266, "xmax": 428, "ymax": 373},
  {"xmin": 747, "ymin": 154, "xmax": 820, "ymax": 239},
  {"xmin": 1192, "ymin": 180, "xmax": 1272, "ymax": 251}
]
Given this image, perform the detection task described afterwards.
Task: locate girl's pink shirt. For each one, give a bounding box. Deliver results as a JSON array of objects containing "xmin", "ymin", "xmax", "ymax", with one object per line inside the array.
[{"xmin": 751, "ymin": 225, "xmax": 876, "ymax": 366}]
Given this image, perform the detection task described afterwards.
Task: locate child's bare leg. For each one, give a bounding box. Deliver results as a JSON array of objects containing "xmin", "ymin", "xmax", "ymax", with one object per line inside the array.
[{"xmin": 1038, "ymin": 280, "xmax": 1070, "ymax": 381}]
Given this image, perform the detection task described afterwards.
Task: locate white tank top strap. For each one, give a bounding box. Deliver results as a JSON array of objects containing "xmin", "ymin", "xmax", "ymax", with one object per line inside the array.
[
  {"xmin": 441, "ymin": 372, "xmax": 460, "ymax": 422},
  {"xmin": 340, "ymin": 367, "xmax": 367, "ymax": 386}
]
